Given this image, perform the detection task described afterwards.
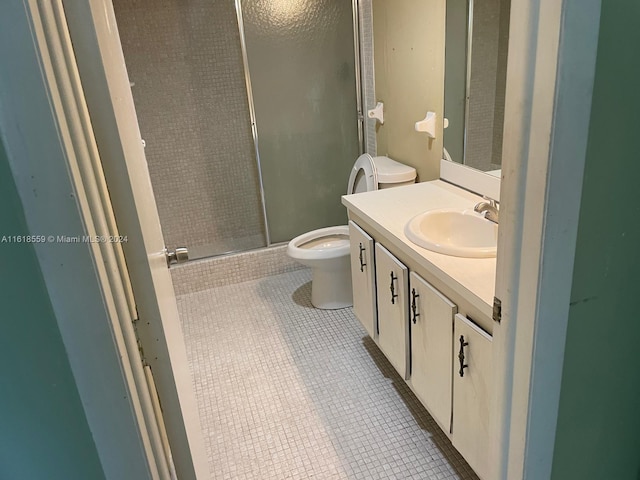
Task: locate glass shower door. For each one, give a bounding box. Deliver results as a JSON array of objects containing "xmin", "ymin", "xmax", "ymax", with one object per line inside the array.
[
  {"xmin": 113, "ymin": 0, "xmax": 267, "ymax": 260},
  {"xmin": 241, "ymin": 0, "xmax": 360, "ymax": 243}
]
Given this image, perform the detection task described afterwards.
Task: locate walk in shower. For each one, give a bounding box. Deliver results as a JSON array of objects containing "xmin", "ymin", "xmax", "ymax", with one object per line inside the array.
[{"xmin": 113, "ymin": 0, "xmax": 362, "ymax": 260}]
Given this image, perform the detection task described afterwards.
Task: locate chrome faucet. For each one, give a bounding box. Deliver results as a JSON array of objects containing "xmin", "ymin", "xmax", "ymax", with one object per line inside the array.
[{"xmin": 474, "ymin": 197, "xmax": 499, "ymax": 224}]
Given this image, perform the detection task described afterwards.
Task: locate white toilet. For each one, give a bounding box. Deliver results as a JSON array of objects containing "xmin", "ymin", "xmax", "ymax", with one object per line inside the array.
[{"xmin": 287, "ymin": 154, "xmax": 417, "ymax": 309}]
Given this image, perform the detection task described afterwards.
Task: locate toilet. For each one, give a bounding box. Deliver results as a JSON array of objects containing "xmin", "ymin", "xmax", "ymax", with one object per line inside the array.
[{"xmin": 287, "ymin": 154, "xmax": 417, "ymax": 309}]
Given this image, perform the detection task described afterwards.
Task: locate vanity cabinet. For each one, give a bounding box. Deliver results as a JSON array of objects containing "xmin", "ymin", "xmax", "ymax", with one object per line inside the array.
[
  {"xmin": 348, "ymin": 221, "xmax": 377, "ymax": 339},
  {"xmin": 408, "ymin": 272, "xmax": 457, "ymax": 434},
  {"xmin": 374, "ymin": 243, "xmax": 410, "ymax": 380},
  {"xmin": 452, "ymin": 314, "xmax": 493, "ymax": 480},
  {"xmin": 346, "ymin": 217, "xmax": 494, "ymax": 480}
]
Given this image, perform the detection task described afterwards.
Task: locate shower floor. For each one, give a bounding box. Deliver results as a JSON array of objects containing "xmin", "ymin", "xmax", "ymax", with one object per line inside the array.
[{"xmin": 176, "ymin": 268, "xmax": 479, "ymax": 480}]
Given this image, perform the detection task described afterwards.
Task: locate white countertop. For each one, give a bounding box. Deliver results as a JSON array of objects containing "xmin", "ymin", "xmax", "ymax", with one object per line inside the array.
[{"xmin": 342, "ymin": 180, "xmax": 496, "ymax": 317}]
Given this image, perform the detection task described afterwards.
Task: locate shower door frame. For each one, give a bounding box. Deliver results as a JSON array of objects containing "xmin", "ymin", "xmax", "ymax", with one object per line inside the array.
[
  {"xmin": 233, "ymin": 0, "xmax": 366, "ymax": 249},
  {"xmin": 233, "ymin": 0, "xmax": 272, "ymax": 247}
]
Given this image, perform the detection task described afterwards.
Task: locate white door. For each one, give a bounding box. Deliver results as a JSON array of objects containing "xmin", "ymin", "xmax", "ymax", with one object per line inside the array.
[
  {"xmin": 61, "ymin": 3, "xmax": 209, "ymax": 479},
  {"xmin": 409, "ymin": 272, "xmax": 457, "ymax": 434},
  {"xmin": 349, "ymin": 221, "xmax": 378, "ymax": 338},
  {"xmin": 375, "ymin": 243, "xmax": 410, "ymax": 379},
  {"xmin": 452, "ymin": 314, "xmax": 493, "ymax": 480}
]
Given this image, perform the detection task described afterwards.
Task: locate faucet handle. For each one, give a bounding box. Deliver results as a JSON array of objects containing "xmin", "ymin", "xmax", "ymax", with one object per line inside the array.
[{"xmin": 482, "ymin": 196, "xmax": 498, "ymax": 208}]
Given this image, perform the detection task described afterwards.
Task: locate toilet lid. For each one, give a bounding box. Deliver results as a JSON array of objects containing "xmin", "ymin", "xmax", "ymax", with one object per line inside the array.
[
  {"xmin": 372, "ymin": 156, "xmax": 417, "ymax": 183},
  {"xmin": 347, "ymin": 153, "xmax": 377, "ymax": 194}
]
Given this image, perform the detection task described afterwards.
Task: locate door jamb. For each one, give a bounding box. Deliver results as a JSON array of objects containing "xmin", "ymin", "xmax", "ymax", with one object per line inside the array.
[
  {"xmin": 0, "ymin": 1, "xmax": 174, "ymax": 478},
  {"xmin": 494, "ymin": 0, "xmax": 602, "ymax": 478}
]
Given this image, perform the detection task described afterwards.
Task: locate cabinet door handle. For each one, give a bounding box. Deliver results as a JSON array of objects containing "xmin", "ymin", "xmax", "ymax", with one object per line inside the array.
[
  {"xmin": 359, "ymin": 243, "xmax": 366, "ymax": 272},
  {"xmin": 458, "ymin": 335, "xmax": 469, "ymax": 377},
  {"xmin": 389, "ymin": 271, "xmax": 398, "ymax": 304},
  {"xmin": 411, "ymin": 288, "xmax": 420, "ymax": 324}
]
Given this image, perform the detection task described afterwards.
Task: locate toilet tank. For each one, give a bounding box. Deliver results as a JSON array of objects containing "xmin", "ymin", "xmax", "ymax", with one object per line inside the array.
[{"xmin": 373, "ymin": 156, "xmax": 417, "ymax": 188}]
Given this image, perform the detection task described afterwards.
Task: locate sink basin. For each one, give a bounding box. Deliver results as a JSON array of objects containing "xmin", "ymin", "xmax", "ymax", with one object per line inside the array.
[{"xmin": 404, "ymin": 208, "xmax": 498, "ymax": 258}]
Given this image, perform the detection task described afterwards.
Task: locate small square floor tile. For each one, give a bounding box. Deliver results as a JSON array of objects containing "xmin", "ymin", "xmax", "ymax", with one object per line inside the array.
[{"xmin": 177, "ymin": 269, "xmax": 479, "ymax": 480}]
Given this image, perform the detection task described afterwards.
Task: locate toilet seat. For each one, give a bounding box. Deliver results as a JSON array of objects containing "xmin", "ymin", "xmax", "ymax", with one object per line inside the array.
[{"xmin": 347, "ymin": 153, "xmax": 377, "ymax": 194}]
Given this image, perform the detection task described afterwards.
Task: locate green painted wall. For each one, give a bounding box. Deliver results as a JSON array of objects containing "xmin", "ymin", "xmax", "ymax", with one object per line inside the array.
[
  {"xmin": 551, "ymin": 2, "xmax": 640, "ymax": 479},
  {"xmin": 0, "ymin": 139, "xmax": 106, "ymax": 480}
]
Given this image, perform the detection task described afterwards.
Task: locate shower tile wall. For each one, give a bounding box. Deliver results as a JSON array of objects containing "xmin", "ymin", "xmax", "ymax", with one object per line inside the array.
[
  {"xmin": 359, "ymin": 0, "xmax": 377, "ymax": 156},
  {"xmin": 113, "ymin": 0, "xmax": 265, "ymax": 258},
  {"xmin": 465, "ymin": 0, "xmax": 510, "ymax": 172},
  {"xmin": 491, "ymin": 0, "xmax": 511, "ymax": 167}
]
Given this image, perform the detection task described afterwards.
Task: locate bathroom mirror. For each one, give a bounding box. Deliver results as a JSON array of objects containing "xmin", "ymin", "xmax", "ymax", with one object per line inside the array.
[{"xmin": 443, "ymin": 0, "xmax": 511, "ymax": 175}]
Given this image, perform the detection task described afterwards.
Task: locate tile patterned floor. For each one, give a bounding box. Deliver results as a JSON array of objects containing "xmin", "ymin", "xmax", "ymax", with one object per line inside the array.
[{"xmin": 177, "ymin": 268, "xmax": 479, "ymax": 480}]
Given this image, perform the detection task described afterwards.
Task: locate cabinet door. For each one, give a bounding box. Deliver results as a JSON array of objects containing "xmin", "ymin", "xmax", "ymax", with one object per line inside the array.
[
  {"xmin": 349, "ymin": 221, "xmax": 377, "ymax": 338},
  {"xmin": 452, "ymin": 314, "xmax": 493, "ymax": 480},
  {"xmin": 409, "ymin": 272, "xmax": 457, "ymax": 434},
  {"xmin": 375, "ymin": 243, "xmax": 409, "ymax": 379}
]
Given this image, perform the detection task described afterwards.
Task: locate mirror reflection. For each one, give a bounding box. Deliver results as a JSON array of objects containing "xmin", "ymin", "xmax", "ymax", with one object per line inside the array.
[{"xmin": 444, "ymin": 0, "xmax": 511, "ymax": 174}]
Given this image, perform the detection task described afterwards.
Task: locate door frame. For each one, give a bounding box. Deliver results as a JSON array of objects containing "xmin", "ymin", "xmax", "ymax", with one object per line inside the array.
[
  {"xmin": 493, "ymin": 0, "xmax": 602, "ymax": 478},
  {"xmin": 1, "ymin": 1, "xmax": 208, "ymax": 479},
  {"xmin": 0, "ymin": 1, "xmax": 171, "ymax": 478},
  {"xmin": 60, "ymin": 2, "xmax": 209, "ymax": 478},
  {"xmin": 1, "ymin": 1, "xmax": 603, "ymax": 480}
]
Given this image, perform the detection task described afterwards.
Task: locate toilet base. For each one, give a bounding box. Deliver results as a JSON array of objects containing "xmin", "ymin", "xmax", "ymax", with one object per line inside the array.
[{"xmin": 310, "ymin": 261, "xmax": 353, "ymax": 310}]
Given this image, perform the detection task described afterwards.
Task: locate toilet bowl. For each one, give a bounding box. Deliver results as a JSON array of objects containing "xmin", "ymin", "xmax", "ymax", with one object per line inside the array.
[
  {"xmin": 287, "ymin": 154, "xmax": 416, "ymax": 309},
  {"xmin": 286, "ymin": 225, "xmax": 352, "ymax": 309}
]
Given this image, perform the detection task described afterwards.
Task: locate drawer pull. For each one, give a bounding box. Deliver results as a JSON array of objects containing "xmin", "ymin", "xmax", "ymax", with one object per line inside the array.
[
  {"xmin": 390, "ymin": 271, "xmax": 398, "ymax": 304},
  {"xmin": 458, "ymin": 335, "xmax": 469, "ymax": 377},
  {"xmin": 411, "ymin": 288, "xmax": 420, "ymax": 324},
  {"xmin": 358, "ymin": 243, "xmax": 366, "ymax": 272}
]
